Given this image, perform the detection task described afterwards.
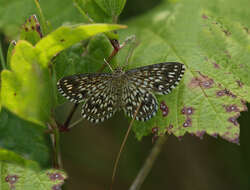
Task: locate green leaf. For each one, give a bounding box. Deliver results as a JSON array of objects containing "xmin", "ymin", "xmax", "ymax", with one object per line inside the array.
[
  {"xmin": 36, "ymin": 24, "xmax": 126, "ymax": 65},
  {"xmin": 73, "ymin": 0, "xmax": 112, "ymax": 23},
  {"xmin": 0, "ymin": 108, "xmax": 51, "ymax": 167},
  {"xmin": 0, "ymin": 0, "xmax": 85, "ymax": 38},
  {"xmin": 1, "ymin": 41, "xmax": 54, "ymax": 125},
  {"xmin": 116, "ymin": 0, "xmax": 250, "ymax": 143},
  {"xmin": 94, "ymin": 0, "xmax": 127, "ymax": 17},
  {"xmin": 0, "ymin": 162, "xmax": 66, "ymax": 190},
  {"xmin": 20, "ymin": 15, "xmax": 43, "ymax": 45},
  {"xmin": 0, "ymin": 148, "xmax": 40, "ymax": 171}
]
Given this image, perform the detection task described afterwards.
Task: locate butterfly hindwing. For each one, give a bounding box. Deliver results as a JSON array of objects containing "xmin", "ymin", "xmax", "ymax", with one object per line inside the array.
[{"xmin": 123, "ymin": 84, "xmax": 158, "ymax": 121}]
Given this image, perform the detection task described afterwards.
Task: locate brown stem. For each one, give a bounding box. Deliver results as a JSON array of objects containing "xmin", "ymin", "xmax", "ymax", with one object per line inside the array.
[
  {"xmin": 110, "ymin": 102, "xmax": 142, "ymax": 190},
  {"xmin": 129, "ymin": 135, "xmax": 168, "ymax": 190},
  {"xmin": 61, "ymin": 103, "xmax": 79, "ymax": 131}
]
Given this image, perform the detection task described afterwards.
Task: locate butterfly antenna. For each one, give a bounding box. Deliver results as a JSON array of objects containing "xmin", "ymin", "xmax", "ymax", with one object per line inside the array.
[
  {"xmin": 110, "ymin": 102, "xmax": 142, "ymax": 190},
  {"xmin": 104, "ymin": 58, "xmax": 114, "ymax": 73}
]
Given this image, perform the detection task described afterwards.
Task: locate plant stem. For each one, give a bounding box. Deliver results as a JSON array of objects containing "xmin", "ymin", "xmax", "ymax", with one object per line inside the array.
[
  {"xmin": 0, "ymin": 42, "xmax": 6, "ymax": 69},
  {"xmin": 129, "ymin": 135, "xmax": 168, "ymax": 190},
  {"xmin": 110, "ymin": 102, "xmax": 142, "ymax": 190},
  {"xmin": 63, "ymin": 103, "xmax": 79, "ymax": 129}
]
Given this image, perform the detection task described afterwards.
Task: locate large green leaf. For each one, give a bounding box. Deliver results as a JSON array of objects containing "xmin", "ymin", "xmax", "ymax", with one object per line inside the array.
[
  {"xmin": 115, "ymin": 0, "xmax": 250, "ymax": 143},
  {"xmin": 1, "ymin": 41, "xmax": 53, "ymax": 125}
]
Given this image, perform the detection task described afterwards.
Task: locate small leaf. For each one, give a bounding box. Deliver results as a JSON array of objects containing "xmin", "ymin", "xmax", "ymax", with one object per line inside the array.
[
  {"xmin": 20, "ymin": 15, "xmax": 43, "ymax": 45},
  {"xmin": 73, "ymin": 0, "xmax": 112, "ymax": 23},
  {"xmin": 35, "ymin": 23, "xmax": 126, "ymax": 65},
  {"xmin": 94, "ymin": 0, "xmax": 127, "ymax": 17}
]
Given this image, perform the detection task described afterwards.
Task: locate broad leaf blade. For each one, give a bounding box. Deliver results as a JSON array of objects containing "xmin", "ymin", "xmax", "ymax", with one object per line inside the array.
[
  {"xmin": 118, "ymin": 0, "xmax": 250, "ymax": 143},
  {"xmin": 1, "ymin": 41, "xmax": 53, "ymax": 125},
  {"xmin": 0, "ymin": 108, "xmax": 51, "ymax": 167}
]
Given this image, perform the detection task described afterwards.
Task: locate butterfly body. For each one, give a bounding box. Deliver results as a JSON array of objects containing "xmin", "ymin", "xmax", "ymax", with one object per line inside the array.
[{"xmin": 57, "ymin": 62, "xmax": 185, "ymax": 123}]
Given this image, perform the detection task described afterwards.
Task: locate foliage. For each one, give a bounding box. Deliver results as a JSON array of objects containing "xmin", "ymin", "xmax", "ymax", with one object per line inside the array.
[{"xmin": 0, "ymin": 0, "xmax": 250, "ymax": 189}]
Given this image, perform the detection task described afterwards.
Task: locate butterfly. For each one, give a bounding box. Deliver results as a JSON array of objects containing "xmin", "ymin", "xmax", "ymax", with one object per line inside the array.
[{"xmin": 57, "ymin": 62, "xmax": 185, "ymax": 123}]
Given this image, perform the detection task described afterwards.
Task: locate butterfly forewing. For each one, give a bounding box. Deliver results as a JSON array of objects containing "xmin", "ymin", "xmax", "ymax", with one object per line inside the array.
[
  {"xmin": 125, "ymin": 62, "xmax": 185, "ymax": 95},
  {"xmin": 57, "ymin": 73, "xmax": 112, "ymax": 103}
]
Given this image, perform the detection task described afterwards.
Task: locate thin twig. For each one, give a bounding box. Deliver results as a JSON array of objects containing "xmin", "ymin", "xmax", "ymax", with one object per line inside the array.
[
  {"xmin": 129, "ymin": 135, "xmax": 168, "ymax": 190},
  {"xmin": 68, "ymin": 118, "xmax": 84, "ymax": 129},
  {"xmin": 110, "ymin": 102, "xmax": 142, "ymax": 190},
  {"xmin": 62, "ymin": 103, "xmax": 79, "ymax": 130}
]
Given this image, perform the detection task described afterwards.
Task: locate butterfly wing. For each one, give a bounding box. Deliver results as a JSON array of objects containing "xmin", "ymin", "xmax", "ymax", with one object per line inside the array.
[
  {"xmin": 122, "ymin": 83, "xmax": 158, "ymax": 121},
  {"xmin": 125, "ymin": 62, "xmax": 185, "ymax": 95},
  {"xmin": 57, "ymin": 73, "xmax": 118, "ymax": 123},
  {"xmin": 57, "ymin": 73, "xmax": 112, "ymax": 103},
  {"xmin": 81, "ymin": 84, "xmax": 118, "ymax": 123}
]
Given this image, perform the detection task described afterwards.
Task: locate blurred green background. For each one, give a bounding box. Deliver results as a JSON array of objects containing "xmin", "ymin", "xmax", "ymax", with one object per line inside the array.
[{"xmin": 0, "ymin": 0, "xmax": 250, "ymax": 189}]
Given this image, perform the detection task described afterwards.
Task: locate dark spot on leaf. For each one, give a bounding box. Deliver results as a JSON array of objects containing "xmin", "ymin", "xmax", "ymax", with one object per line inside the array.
[
  {"xmin": 181, "ymin": 107, "xmax": 194, "ymax": 115},
  {"xmin": 177, "ymin": 136, "xmax": 183, "ymax": 141},
  {"xmin": 241, "ymin": 99, "xmax": 248, "ymax": 111},
  {"xmin": 211, "ymin": 133, "xmax": 218, "ymax": 138},
  {"xmin": 60, "ymin": 39, "xmax": 65, "ymax": 42},
  {"xmin": 236, "ymin": 80, "xmax": 243, "ymax": 87},
  {"xmin": 222, "ymin": 133, "xmax": 239, "ymax": 145},
  {"xmin": 165, "ymin": 124, "xmax": 173, "ymax": 134},
  {"xmin": 160, "ymin": 101, "xmax": 169, "ymax": 117},
  {"xmin": 186, "ymin": 107, "xmax": 194, "ymax": 115},
  {"xmin": 196, "ymin": 131, "xmax": 205, "ymax": 139},
  {"xmin": 24, "ymin": 27, "xmax": 29, "ymax": 32},
  {"xmin": 31, "ymin": 26, "xmax": 35, "ymax": 30},
  {"xmin": 14, "ymin": 92, "xmax": 16, "ymax": 96},
  {"xmin": 224, "ymin": 50, "xmax": 231, "ymax": 59},
  {"xmin": 201, "ymin": 79, "xmax": 214, "ymax": 89},
  {"xmin": 212, "ymin": 62, "xmax": 220, "ymax": 69},
  {"xmin": 151, "ymin": 127, "xmax": 158, "ymax": 134},
  {"xmin": 5, "ymin": 175, "xmax": 18, "ymax": 189},
  {"xmin": 216, "ymin": 90, "xmax": 225, "ymax": 97},
  {"xmin": 52, "ymin": 184, "xmax": 62, "ymax": 190},
  {"xmin": 217, "ymin": 89, "xmax": 237, "ymax": 98},
  {"xmin": 228, "ymin": 116, "xmax": 239, "ymax": 126},
  {"xmin": 223, "ymin": 30, "xmax": 231, "ymax": 36},
  {"xmin": 224, "ymin": 104, "xmax": 239, "ymax": 112},
  {"xmin": 188, "ymin": 73, "xmax": 214, "ymax": 89},
  {"xmin": 181, "ymin": 107, "xmax": 187, "ymax": 114},
  {"xmin": 183, "ymin": 117, "xmax": 192, "ymax": 127},
  {"xmin": 202, "ymin": 14, "xmax": 208, "ymax": 19},
  {"xmin": 47, "ymin": 172, "xmax": 64, "ymax": 181}
]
